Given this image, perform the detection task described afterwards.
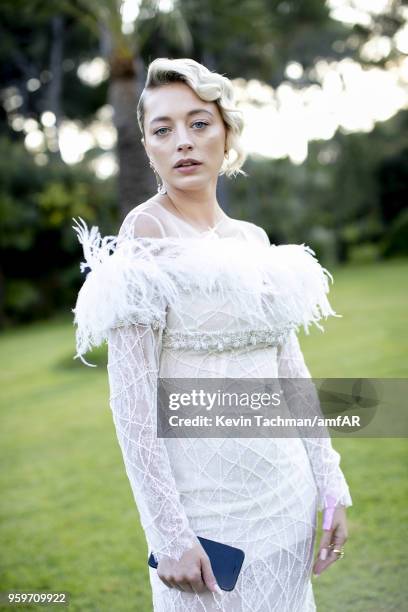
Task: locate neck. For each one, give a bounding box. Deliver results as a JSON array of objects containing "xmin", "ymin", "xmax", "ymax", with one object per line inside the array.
[{"xmin": 159, "ymin": 182, "xmax": 225, "ymax": 228}]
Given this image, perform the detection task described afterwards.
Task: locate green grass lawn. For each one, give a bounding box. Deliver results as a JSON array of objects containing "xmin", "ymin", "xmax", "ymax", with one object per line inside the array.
[{"xmin": 1, "ymin": 259, "xmax": 407, "ymax": 611}]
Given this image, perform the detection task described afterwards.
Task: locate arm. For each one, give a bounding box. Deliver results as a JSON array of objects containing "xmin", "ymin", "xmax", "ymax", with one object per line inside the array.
[
  {"xmin": 107, "ymin": 321, "xmax": 220, "ymax": 594},
  {"xmin": 106, "ymin": 210, "xmax": 200, "ymax": 563},
  {"xmin": 107, "ymin": 317, "xmax": 200, "ymax": 564},
  {"xmin": 277, "ymin": 329, "xmax": 352, "ymax": 512},
  {"xmin": 255, "ymin": 223, "xmax": 352, "ymax": 510},
  {"xmin": 72, "ymin": 210, "xmax": 199, "ymax": 563}
]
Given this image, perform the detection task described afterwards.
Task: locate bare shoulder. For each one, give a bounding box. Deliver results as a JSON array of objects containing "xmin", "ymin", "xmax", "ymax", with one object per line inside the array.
[
  {"xmin": 235, "ymin": 219, "xmax": 270, "ymax": 246},
  {"xmin": 118, "ymin": 197, "xmax": 167, "ymax": 240}
]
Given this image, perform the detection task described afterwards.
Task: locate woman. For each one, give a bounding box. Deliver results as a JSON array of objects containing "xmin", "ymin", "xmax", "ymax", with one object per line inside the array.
[{"xmin": 72, "ymin": 58, "xmax": 352, "ymax": 611}]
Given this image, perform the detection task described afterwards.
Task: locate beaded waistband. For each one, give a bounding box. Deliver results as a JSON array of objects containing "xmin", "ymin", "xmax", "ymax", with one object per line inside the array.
[{"xmin": 161, "ymin": 326, "xmax": 294, "ymax": 352}]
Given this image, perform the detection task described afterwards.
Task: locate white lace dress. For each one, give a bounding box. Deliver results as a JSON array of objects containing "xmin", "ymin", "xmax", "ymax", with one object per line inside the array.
[{"xmin": 72, "ymin": 202, "xmax": 352, "ymax": 612}]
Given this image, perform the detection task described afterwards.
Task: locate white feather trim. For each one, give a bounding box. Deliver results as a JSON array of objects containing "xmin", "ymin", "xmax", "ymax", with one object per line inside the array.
[
  {"xmin": 71, "ymin": 217, "xmax": 341, "ymax": 366},
  {"xmin": 71, "ymin": 217, "xmax": 179, "ymax": 366}
]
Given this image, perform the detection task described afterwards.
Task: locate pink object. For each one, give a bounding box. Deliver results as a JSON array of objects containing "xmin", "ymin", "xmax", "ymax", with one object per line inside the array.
[{"xmin": 322, "ymin": 494, "xmax": 337, "ymax": 530}]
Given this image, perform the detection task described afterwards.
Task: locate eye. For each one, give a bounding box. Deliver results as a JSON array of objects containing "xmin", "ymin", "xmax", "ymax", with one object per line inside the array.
[
  {"xmin": 192, "ymin": 121, "xmax": 208, "ymax": 129},
  {"xmin": 153, "ymin": 127, "xmax": 169, "ymax": 136}
]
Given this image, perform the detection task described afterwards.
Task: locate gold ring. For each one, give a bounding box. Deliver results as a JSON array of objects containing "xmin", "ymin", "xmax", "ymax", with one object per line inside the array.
[{"xmin": 332, "ymin": 547, "xmax": 345, "ymax": 559}]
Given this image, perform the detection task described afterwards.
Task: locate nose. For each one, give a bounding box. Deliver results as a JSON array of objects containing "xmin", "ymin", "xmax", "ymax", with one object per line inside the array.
[
  {"xmin": 176, "ymin": 141, "xmax": 193, "ymax": 152},
  {"xmin": 176, "ymin": 126, "xmax": 193, "ymax": 152}
]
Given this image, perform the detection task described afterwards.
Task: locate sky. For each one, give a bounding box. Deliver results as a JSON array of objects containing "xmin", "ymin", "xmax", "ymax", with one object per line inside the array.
[{"xmin": 5, "ymin": 0, "xmax": 408, "ymax": 176}]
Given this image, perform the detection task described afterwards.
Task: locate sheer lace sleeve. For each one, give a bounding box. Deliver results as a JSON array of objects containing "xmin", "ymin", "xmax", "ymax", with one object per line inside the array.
[
  {"xmin": 105, "ymin": 211, "xmax": 200, "ymax": 563},
  {"xmin": 277, "ymin": 330, "xmax": 353, "ymax": 511},
  {"xmin": 107, "ymin": 323, "xmax": 200, "ymax": 563}
]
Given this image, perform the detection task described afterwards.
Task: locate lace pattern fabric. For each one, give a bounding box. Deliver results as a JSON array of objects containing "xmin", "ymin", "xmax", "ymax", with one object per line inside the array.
[
  {"xmin": 73, "ymin": 201, "xmax": 352, "ymax": 611},
  {"xmin": 277, "ymin": 330, "xmax": 352, "ymax": 511},
  {"xmin": 107, "ymin": 323, "xmax": 200, "ymax": 563}
]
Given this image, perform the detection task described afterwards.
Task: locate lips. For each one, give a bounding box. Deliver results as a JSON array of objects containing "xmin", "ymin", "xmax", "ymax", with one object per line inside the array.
[{"xmin": 174, "ymin": 159, "xmax": 202, "ymax": 168}]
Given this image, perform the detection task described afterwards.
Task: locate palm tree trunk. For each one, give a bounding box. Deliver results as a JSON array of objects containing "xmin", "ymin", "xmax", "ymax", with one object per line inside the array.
[
  {"xmin": 48, "ymin": 15, "xmax": 64, "ymax": 128},
  {"xmin": 108, "ymin": 54, "xmax": 156, "ymax": 220}
]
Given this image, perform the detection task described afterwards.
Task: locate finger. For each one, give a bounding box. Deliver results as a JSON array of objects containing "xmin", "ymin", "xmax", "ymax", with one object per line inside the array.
[
  {"xmin": 326, "ymin": 530, "xmax": 347, "ymax": 566},
  {"xmin": 316, "ymin": 529, "xmax": 333, "ymax": 561},
  {"xmin": 178, "ymin": 580, "xmax": 194, "ymax": 593},
  {"xmin": 201, "ymin": 554, "xmax": 221, "ymax": 594},
  {"xmin": 159, "ymin": 577, "xmax": 173, "ymax": 589},
  {"xmin": 189, "ymin": 571, "xmax": 206, "ymax": 594},
  {"xmin": 168, "ymin": 576, "xmax": 185, "ymax": 591},
  {"xmin": 184, "ymin": 575, "xmax": 205, "ymax": 593},
  {"xmin": 190, "ymin": 581, "xmax": 207, "ymax": 594},
  {"xmin": 171, "ymin": 583, "xmax": 186, "ymax": 592},
  {"xmin": 314, "ymin": 528, "xmax": 347, "ymax": 575},
  {"xmin": 325, "ymin": 548, "xmax": 344, "ymax": 569},
  {"xmin": 314, "ymin": 552, "xmax": 338, "ymax": 576},
  {"xmin": 313, "ymin": 529, "xmax": 333, "ymax": 575},
  {"xmin": 319, "ymin": 528, "xmax": 333, "ymax": 548},
  {"xmin": 331, "ymin": 529, "xmax": 347, "ymax": 547}
]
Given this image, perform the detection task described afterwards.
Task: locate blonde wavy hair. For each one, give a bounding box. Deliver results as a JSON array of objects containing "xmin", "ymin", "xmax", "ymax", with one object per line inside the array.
[{"xmin": 137, "ymin": 57, "xmax": 247, "ymax": 178}]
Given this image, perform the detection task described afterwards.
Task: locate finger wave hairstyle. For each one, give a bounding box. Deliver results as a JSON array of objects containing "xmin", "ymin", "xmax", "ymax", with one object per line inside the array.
[{"xmin": 137, "ymin": 57, "xmax": 248, "ymax": 178}]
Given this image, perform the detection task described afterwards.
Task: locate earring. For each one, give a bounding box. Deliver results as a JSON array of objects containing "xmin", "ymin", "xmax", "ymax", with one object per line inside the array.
[
  {"xmin": 158, "ymin": 182, "xmax": 167, "ymax": 195},
  {"xmin": 149, "ymin": 159, "xmax": 167, "ymax": 195}
]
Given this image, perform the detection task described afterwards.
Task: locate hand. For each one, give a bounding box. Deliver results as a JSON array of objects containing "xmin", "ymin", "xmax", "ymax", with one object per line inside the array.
[
  {"xmin": 157, "ymin": 541, "xmax": 222, "ymax": 594},
  {"xmin": 313, "ymin": 505, "xmax": 348, "ymax": 577}
]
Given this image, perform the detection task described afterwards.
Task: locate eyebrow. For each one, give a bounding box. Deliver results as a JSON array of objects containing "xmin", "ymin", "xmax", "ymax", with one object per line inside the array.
[{"xmin": 149, "ymin": 108, "xmax": 214, "ymax": 125}]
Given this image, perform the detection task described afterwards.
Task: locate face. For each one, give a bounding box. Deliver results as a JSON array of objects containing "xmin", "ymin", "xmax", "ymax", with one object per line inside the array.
[{"xmin": 142, "ymin": 81, "xmax": 228, "ymax": 191}]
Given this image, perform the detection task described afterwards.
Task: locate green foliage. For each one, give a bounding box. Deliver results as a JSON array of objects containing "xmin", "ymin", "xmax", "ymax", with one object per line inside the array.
[
  {"xmin": 228, "ymin": 109, "xmax": 407, "ymax": 264},
  {"xmin": 380, "ymin": 208, "xmax": 408, "ymax": 257},
  {"xmin": 5, "ymin": 279, "xmax": 42, "ymax": 314},
  {"xmin": 137, "ymin": 0, "xmax": 348, "ymax": 84},
  {"xmin": 0, "ymin": 138, "xmax": 117, "ymax": 326},
  {"xmin": 1, "ymin": 0, "xmax": 407, "ymax": 328},
  {"xmin": 347, "ymin": 243, "xmax": 381, "ymax": 264},
  {"xmin": 37, "ymin": 181, "xmax": 91, "ymax": 228}
]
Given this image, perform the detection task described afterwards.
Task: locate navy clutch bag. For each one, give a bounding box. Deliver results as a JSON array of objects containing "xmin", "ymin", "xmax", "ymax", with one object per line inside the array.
[{"xmin": 148, "ymin": 535, "xmax": 245, "ymax": 592}]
